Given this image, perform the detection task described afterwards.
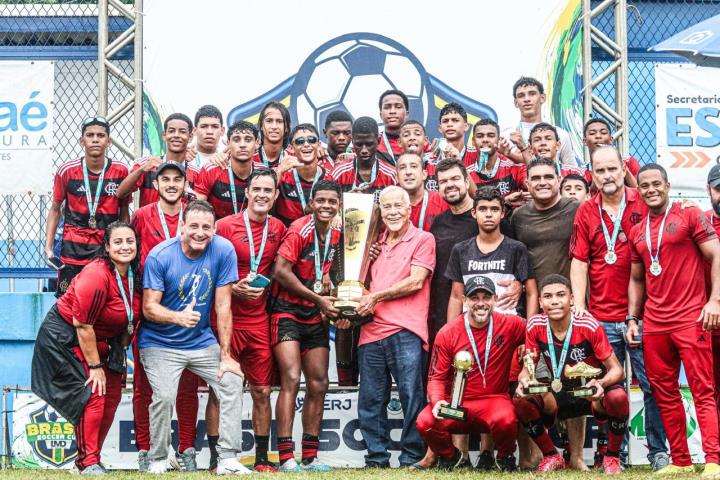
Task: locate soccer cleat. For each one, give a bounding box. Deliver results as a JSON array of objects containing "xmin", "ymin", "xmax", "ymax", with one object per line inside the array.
[
  {"xmin": 702, "ymin": 462, "xmax": 720, "ymax": 478},
  {"xmin": 301, "ymin": 458, "xmax": 333, "ymax": 471},
  {"xmin": 148, "ymin": 460, "xmax": 168, "ymax": 474},
  {"xmin": 537, "ymin": 452, "xmax": 565, "ymax": 472},
  {"xmin": 253, "ymin": 460, "xmax": 278, "ymax": 472},
  {"xmin": 137, "ymin": 450, "xmax": 150, "ymax": 472},
  {"xmin": 654, "ymin": 464, "xmax": 695, "ymax": 475},
  {"xmin": 603, "ymin": 456, "xmax": 623, "ymax": 475},
  {"xmin": 216, "ymin": 457, "xmax": 253, "ymax": 475},
  {"xmin": 177, "ymin": 447, "xmax": 197, "ymax": 472},
  {"xmin": 475, "ymin": 450, "xmax": 497, "ymax": 470},
  {"xmin": 80, "ymin": 464, "xmax": 107, "ymax": 476},
  {"xmin": 496, "ymin": 455, "xmax": 517, "ymax": 472},
  {"xmin": 437, "ymin": 448, "xmax": 465, "ymax": 471},
  {"xmin": 278, "ymin": 458, "xmax": 303, "ymax": 472}
]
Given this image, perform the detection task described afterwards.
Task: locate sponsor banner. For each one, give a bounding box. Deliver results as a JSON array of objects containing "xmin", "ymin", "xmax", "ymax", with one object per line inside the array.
[
  {"xmin": 0, "ymin": 61, "xmax": 54, "ymax": 194},
  {"xmin": 656, "ymin": 63, "xmax": 720, "ymax": 200}
]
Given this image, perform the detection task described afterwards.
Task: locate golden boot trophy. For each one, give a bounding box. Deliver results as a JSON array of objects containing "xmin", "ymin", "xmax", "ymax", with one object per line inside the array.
[{"xmin": 564, "ymin": 362, "xmax": 602, "ymax": 397}]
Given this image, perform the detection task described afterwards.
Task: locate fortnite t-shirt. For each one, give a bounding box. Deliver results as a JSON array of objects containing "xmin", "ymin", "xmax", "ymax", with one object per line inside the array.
[{"xmin": 139, "ymin": 236, "xmax": 238, "ymax": 350}]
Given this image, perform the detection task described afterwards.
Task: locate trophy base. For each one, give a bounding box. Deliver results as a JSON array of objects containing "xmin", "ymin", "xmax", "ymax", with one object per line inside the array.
[
  {"xmin": 438, "ymin": 405, "xmax": 467, "ymax": 422},
  {"xmin": 334, "ymin": 281, "xmax": 371, "ymax": 326},
  {"xmin": 569, "ymin": 386, "xmax": 597, "ymax": 398},
  {"xmin": 523, "ymin": 384, "xmax": 551, "ymax": 395}
]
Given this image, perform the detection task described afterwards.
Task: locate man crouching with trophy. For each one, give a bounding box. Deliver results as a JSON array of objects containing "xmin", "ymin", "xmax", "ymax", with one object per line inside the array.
[
  {"xmin": 416, "ymin": 275, "xmax": 526, "ymax": 471},
  {"xmin": 514, "ymin": 274, "xmax": 628, "ymax": 475}
]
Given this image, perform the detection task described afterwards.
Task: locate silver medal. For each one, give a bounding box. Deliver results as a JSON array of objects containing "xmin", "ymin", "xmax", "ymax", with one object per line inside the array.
[
  {"xmin": 551, "ymin": 378, "xmax": 563, "ymax": 393},
  {"xmin": 313, "ymin": 280, "xmax": 323, "ymax": 294},
  {"xmin": 127, "ymin": 323, "xmax": 134, "ymax": 335},
  {"xmin": 246, "ymin": 271, "xmax": 257, "ymax": 283},
  {"xmin": 88, "ymin": 216, "xmax": 97, "ymax": 229},
  {"xmin": 604, "ymin": 250, "xmax": 617, "ymax": 265},
  {"xmin": 650, "ymin": 261, "xmax": 662, "ymax": 276}
]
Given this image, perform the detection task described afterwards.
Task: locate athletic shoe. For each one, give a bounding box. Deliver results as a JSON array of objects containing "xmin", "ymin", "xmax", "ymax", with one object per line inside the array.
[
  {"xmin": 209, "ymin": 449, "xmax": 218, "ymax": 472},
  {"xmin": 654, "ymin": 464, "xmax": 694, "ymax": 475},
  {"xmin": 216, "ymin": 457, "xmax": 253, "ymax": 475},
  {"xmin": 437, "ymin": 448, "xmax": 464, "ymax": 471},
  {"xmin": 702, "ymin": 462, "xmax": 720, "ymax": 478},
  {"xmin": 254, "ymin": 460, "xmax": 278, "ymax": 473},
  {"xmin": 80, "ymin": 464, "xmax": 106, "ymax": 476},
  {"xmin": 148, "ymin": 460, "xmax": 168, "ymax": 474},
  {"xmin": 278, "ymin": 458, "xmax": 303, "ymax": 472},
  {"xmin": 168, "ymin": 449, "xmax": 180, "ymax": 471},
  {"xmin": 603, "ymin": 456, "xmax": 623, "ymax": 475},
  {"xmin": 302, "ymin": 458, "xmax": 333, "ymax": 472},
  {"xmin": 176, "ymin": 447, "xmax": 197, "ymax": 472},
  {"xmin": 475, "ymin": 450, "xmax": 496, "ymax": 470},
  {"xmin": 594, "ymin": 440, "xmax": 608, "ymax": 469},
  {"xmin": 137, "ymin": 450, "xmax": 150, "ymax": 472},
  {"xmin": 651, "ymin": 453, "xmax": 670, "ymax": 472},
  {"xmin": 537, "ymin": 452, "xmax": 565, "ymax": 472},
  {"xmin": 497, "ymin": 455, "xmax": 517, "ymax": 472}
]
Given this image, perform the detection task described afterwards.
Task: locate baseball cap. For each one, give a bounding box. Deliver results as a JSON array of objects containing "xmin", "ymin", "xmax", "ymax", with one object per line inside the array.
[
  {"xmin": 464, "ymin": 275, "xmax": 496, "ymax": 297},
  {"xmin": 708, "ymin": 164, "xmax": 720, "ymax": 188},
  {"xmin": 156, "ymin": 160, "xmax": 186, "ymax": 177}
]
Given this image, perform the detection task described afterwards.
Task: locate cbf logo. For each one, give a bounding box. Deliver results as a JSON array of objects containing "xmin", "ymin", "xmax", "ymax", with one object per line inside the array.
[{"xmin": 24, "ymin": 405, "xmax": 77, "ymax": 467}]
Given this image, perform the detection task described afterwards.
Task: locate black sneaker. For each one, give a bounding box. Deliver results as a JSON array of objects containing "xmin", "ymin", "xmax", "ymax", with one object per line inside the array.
[
  {"xmin": 209, "ymin": 449, "xmax": 218, "ymax": 472},
  {"xmin": 496, "ymin": 455, "xmax": 517, "ymax": 472},
  {"xmin": 475, "ymin": 450, "xmax": 497, "ymax": 470},
  {"xmin": 437, "ymin": 449, "xmax": 464, "ymax": 471}
]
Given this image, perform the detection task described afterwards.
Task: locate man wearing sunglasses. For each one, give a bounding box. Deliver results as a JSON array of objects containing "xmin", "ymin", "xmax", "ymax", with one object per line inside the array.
[{"xmin": 45, "ymin": 116, "xmax": 130, "ymax": 296}]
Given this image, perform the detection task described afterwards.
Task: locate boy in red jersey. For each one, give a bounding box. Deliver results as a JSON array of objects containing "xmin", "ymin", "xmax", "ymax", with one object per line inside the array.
[{"xmin": 376, "ymin": 89, "xmax": 409, "ymax": 164}]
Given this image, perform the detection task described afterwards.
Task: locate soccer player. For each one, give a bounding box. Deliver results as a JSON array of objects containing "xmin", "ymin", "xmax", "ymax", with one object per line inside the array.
[
  {"xmin": 434, "ymin": 102, "xmax": 473, "ymax": 165},
  {"xmin": 275, "ymin": 124, "xmax": 331, "ymax": 226},
  {"xmin": 626, "ymin": 163, "xmax": 720, "ymax": 476},
  {"xmin": 331, "ymin": 116, "xmax": 397, "ymax": 197},
  {"xmin": 706, "ymin": 165, "xmax": 720, "ymax": 408},
  {"xmin": 570, "ymin": 146, "xmax": 668, "ymax": 470},
  {"xmin": 130, "ymin": 162, "xmax": 200, "ymax": 471},
  {"xmin": 194, "ymin": 120, "xmax": 257, "ymax": 219},
  {"xmin": 117, "ymin": 113, "xmax": 199, "ymax": 207},
  {"xmin": 140, "ymin": 201, "xmax": 248, "ymax": 475},
  {"xmin": 397, "ymin": 119, "xmax": 441, "ymax": 193},
  {"xmin": 560, "ymin": 174, "xmax": 589, "ymax": 202},
  {"xmin": 528, "ymin": 123, "xmax": 592, "ymax": 182},
  {"xmin": 270, "ymin": 180, "xmax": 342, "ymax": 472},
  {"xmin": 254, "ymin": 101, "xmax": 292, "ymax": 170},
  {"xmin": 515, "ymin": 274, "xmax": 628, "ymax": 475},
  {"xmin": 188, "ymin": 105, "xmax": 225, "ymax": 167},
  {"xmin": 396, "ymin": 152, "xmax": 448, "ymax": 232},
  {"xmin": 377, "ymin": 89, "xmax": 410, "ymax": 164},
  {"xmin": 582, "ymin": 117, "xmax": 639, "ymax": 186},
  {"xmin": 417, "ymin": 275, "xmax": 525, "ymax": 471},
  {"xmin": 45, "ymin": 116, "xmax": 130, "ymax": 297},
  {"xmin": 211, "ymin": 168, "xmax": 286, "ymax": 472},
  {"xmin": 502, "ymin": 77, "xmax": 581, "ymax": 167},
  {"xmin": 322, "ymin": 110, "xmax": 353, "ymax": 171}
]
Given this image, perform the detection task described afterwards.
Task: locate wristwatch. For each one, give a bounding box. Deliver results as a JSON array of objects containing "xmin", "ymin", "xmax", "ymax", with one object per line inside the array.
[
  {"xmin": 88, "ymin": 362, "xmax": 104, "ymax": 370},
  {"xmin": 625, "ymin": 315, "xmax": 641, "ymax": 325}
]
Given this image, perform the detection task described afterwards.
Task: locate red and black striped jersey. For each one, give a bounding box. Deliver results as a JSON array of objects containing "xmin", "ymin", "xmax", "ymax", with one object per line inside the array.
[
  {"xmin": 270, "ymin": 215, "xmax": 341, "ymax": 324},
  {"xmin": 194, "ymin": 163, "xmax": 252, "ymax": 219},
  {"xmin": 129, "ymin": 158, "xmax": 199, "ymax": 207},
  {"xmin": 275, "ymin": 166, "xmax": 332, "ymax": 226},
  {"xmin": 331, "ymin": 156, "xmax": 397, "ymax": 199},
  {"xmin": 53, "ymin": 158, "xmax": 130, "ymax": 265},
  {"xmin": 467, "ymin": 160, "xmax": 528, "ymax": 196}
]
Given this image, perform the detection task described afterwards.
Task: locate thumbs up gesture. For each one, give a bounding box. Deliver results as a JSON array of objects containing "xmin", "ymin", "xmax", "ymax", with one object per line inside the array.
[{"xmin": 176, "ymin": 298, "xmax": 201, "ymax": 328}]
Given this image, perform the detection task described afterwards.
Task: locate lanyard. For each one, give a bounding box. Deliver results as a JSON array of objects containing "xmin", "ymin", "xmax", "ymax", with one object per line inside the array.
[
  {"xmin": 115, "ymin": 268, "xmax": 134, "ymax": 325},
  {"xmin": 598, "ymin": 193, "xmax": 626, "ymax": 255},
  {"xmin": 475, "ymin": 151, "xmax": 500, "ymax": 179},
  {"xmin": 313, "ymin": 226, "xmax": 332, "ymax": 282},
  {"xmin": 436, "ymin": 141, "xmax": 466, "ymax": 163},
  {"xmin": 418, "ymin": 191, "xmax": 429, "ymax": 230},
  {"xmin": 243, "ymin": 210, "xmax": 269, "ymax": 274},
  {"xmin": 645, "ymin": 202, "xmax": 672, "ymax": 268},
  {"xmin": 546, "ymin": 317, "xmax": 573, "ymax": 381},
  {"xmin": 194, "ymin": 152, "xmax": 202, "ymax": 168},
  {"xmin": 82, "ymin": 157, "xmax": 108, "ymax": 222},
  {"xmin": 464, "ymin": 313, "xmax": 493, "ymax": 388},
  {"xmin": 381, "ymin": 130, "xmax": 395, "ymax": 164},
  {"xmin": 260, "ymin": 145, "xmax": 284, "ymax": 168},
  {"xmin": 226, "ymin": 164, "xmax": 249, "ymax": 215},
  {"xmin": 157, "ymin": 202, "xmax": 183, "ymax": 240},
  {"xmin": 353, "ymin": 158, "xmax": 378, "ymax": 190},
  {"xmin": 292, "ymin": 166, "xmax": 322, "ymax": 211}
]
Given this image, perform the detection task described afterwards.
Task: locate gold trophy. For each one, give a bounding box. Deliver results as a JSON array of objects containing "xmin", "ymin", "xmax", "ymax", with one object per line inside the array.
[
  {"xmin": 522, "ymin": 349, "xmax": 551, "ymax": 395},
  {"xmin": 334, "ymin": 192, "xmax": 381, "ymax": 325},
  {"xmin": 438, "ymin": 351, "xmax": 473, "ymax": 421},
  {"xmin": 564, "ymin": 362, "xmax": 602, "ymax": 397}
]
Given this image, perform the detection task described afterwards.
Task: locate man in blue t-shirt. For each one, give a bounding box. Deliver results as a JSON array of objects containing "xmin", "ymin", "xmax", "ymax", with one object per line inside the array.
[{"xmin": 139, "ymin": 200, "xmax": 248, "ymax": 475}]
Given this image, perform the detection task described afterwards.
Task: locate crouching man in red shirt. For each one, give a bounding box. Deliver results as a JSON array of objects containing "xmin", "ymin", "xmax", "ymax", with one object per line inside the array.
[{"xmin": 416, "ymin": 275, "xmax": 525, "ymax": 471}]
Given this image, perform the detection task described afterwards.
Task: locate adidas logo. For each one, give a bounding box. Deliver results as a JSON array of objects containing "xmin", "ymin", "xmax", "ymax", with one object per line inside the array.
[
  {"xmin": 287, "ymin": 190, "xmax": 298, "ymax": 198},
  {"xmin": 221, "ymin": 190, "xmax": 231, "ymax": 198},
  {"xmin": 76, "ymin": 185, "xmax": 86, "ymax": 193}
]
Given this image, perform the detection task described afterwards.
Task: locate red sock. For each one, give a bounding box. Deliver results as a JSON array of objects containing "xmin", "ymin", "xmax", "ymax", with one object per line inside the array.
[
  {"xmin": 277, "ymin": 437, "xmax": 294, "ymax": 464},
  {"xmin": 513, "ymin": 397, "xmax": 557, "ymax": 456},
  {"xmin": 301, "ymin": 433, "xmax": 319, "ymax": 464},
  {"xmin": 600, "ymin": 388, "xmax": 629, "ymax": 457}
]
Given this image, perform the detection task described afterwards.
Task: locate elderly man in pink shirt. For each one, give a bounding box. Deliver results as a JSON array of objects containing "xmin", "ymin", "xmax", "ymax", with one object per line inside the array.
[{"xmin": 354, "ymin": 185, "xmax": 436, "ymax": 468}]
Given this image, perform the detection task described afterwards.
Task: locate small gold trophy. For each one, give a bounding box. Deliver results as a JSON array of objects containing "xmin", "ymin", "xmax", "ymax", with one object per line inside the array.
[
  {"xmin": 438, "ymin": 351, "xmax": 473, "ymax": 421},
  {"xmin": 334, "ymin": 193, "xmax": 381, "ymax": 324},
  {"xmin": 564, "ymin": 362, "xmax": 602, "ymax": 397},
  {"xmin": 522, "ymin": 349, "xmax": 551, "ymax": 395}
]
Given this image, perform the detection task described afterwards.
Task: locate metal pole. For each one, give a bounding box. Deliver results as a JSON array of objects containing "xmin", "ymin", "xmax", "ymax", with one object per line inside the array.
[
  {"xmin": 582, "ymin": 0, "xmax": 593, "ymax": 123},
  {"xmin": 615, "ymin": 0, "xmax": 629, "ymax": 157},
  {"xmin": 134, "ymin": 0, "xmax": 143, "ymax": 160},
  {"xmin": 98, "ymin": 0, "xmax": 109, "ymax": 116}
]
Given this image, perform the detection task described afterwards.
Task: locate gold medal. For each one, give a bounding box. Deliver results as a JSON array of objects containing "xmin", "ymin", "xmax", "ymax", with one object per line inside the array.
[
  {"xmin": 551, "ymin": 379, "xmax": 563, "ymax": 393},
  {"xmin": 88, "ymin": 216, "xmax": 97, "ymax": 229},
  {"xmin": 127, "ymin": 323, "xmax": 134, "ymax": 336}
]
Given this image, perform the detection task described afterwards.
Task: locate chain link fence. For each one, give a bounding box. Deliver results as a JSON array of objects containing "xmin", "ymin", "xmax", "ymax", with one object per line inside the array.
[{"xmin": 0, "ymin": 2, "xmax": 135, "ymax": 282}]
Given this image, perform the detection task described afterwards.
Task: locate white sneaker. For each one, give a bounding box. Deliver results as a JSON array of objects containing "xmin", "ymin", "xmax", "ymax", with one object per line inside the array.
[
  {"xmin": 278, "ymin": 458, "xmax": 303, "ymax": 472},
  {"xmin": 216, "ymin": 457, "xmax": 253, "ymax": 475},
  {"xmin": 167, "ymin": 449, "xmax": 180, "ymax": 471},
  {"xmin": 148, "ymin": 460, "xmax": 168, "ymax": 474},
  {"xmin": 302, "ymin": 458, "xmax": 333, "ymax": 471}
]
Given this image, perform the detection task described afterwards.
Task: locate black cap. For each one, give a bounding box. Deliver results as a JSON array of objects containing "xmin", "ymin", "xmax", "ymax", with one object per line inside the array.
[
  {"xmin": 156, "ymin": 160, "xmax": 186, "ymax": 177},
  {"xmin": 708, "ymin": 164, "xmax": 720, "ymax": 188},
  {"xmin": 464, "ymin": 275, "xmax": 496, "ymax": 297}
]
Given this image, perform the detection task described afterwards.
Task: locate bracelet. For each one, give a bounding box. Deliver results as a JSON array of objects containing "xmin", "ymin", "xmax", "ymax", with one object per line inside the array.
[
  {"xmin": 625, "ymin": 315, "xmax": 641, "ymax": 325},
  {"xmin": 87, "ymin": 362, "xmax": 104, "ymax": 370}
]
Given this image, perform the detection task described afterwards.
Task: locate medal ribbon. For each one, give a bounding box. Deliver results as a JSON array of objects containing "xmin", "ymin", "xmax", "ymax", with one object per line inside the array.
[
  {"xmin": 598, "ymin": 193, "xmax": 626, "ymax": 256},
  {"xmin": 226, "ymin": 163, "xmax": 250, "ymax": 215},
  {"xmin": 292, "ymin": 166, "xmax": 322, "ymax": 211},
  {"xmin": 260, "ymin": 145, "xmax": 284, "ymax": 168},
  {"xmin": 157, "ymin": 202, "xmax": 183, "ymax": 241},
  {"xmin": 243, "ymin": 210, "xmax": 269, "ymax": 274},
  {"xmin": 313, "ymin": 226, "xmax": 332, "ymax": 283},
  {"xmin": 418, "ymin": 191, "xmax": 429, "ymax": 230},
  {"xmin": 546, "ymin": 316, "xmax": 574, "ymax": 382},
  {"xmin": 381, "ymin": 130, "xmax": 395, "ymax": 164},
  {"xmin": 115, "ymin": 268, "xmax": 134, "ymax": 326},
  {"xmin": 82, "ymin": 157, "xmax": 108, "ymax": 225},
  {"xmin": 475, "ymin": 151, "xmax": 500, "ymax": 179},
  {"xmin": 353, "ymin": 158, "xmax": 378, "ymax": 190},
  {"xmin": 464, "ymin": 313, "xmax": 493, "ymax": 388},
  {"xmin": 645, "ymin": 202, "xmax": 672, "ymax": 268},
  {"xmin": 194, "ymin": 152, "xmax": 202, "ymax": 168}
]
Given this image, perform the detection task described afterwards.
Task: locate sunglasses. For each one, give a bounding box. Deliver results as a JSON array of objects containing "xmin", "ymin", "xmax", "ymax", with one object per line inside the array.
[
  {"xmin": 293, "ymin": 136, "xmax": 318, "ymax": 146},
  {"xmin": 82, "ymin": 116, "xmax": 109, "ymax": 127}
]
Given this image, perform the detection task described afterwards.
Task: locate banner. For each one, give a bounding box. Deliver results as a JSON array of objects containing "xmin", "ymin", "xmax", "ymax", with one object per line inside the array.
[
  {"xmin": 142, "ymin": 0, "xmax": 583, "ymax": 156},
  {"xmin": 10, "ymin": 388, "xmax": 702, "ymax": 469},
  {"xmin": 0, "ymin": 61, "xmax": 54, "ymax": 194},
  {"xmin": 656, "ymin": 63, "xmax": 720, "ymax": 200}
]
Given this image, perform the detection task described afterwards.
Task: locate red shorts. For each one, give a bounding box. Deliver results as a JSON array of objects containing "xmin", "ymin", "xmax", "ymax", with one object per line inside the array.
[{"xmin": 214, "ymin": 327, "xmax": 275, "ymax": 386}]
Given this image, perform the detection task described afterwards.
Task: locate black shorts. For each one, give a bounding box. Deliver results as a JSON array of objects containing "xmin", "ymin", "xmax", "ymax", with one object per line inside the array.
[
  {"xmin": 56, "ymin": 263, "xmax": 85, "ymax": 298},
  {"xmin": 272, "ymin": 317, "xmax": 329, "ymax": 353},
  {"xmin": 542, "ymin": 383, "xmax": 622, "ymax": 423}
]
